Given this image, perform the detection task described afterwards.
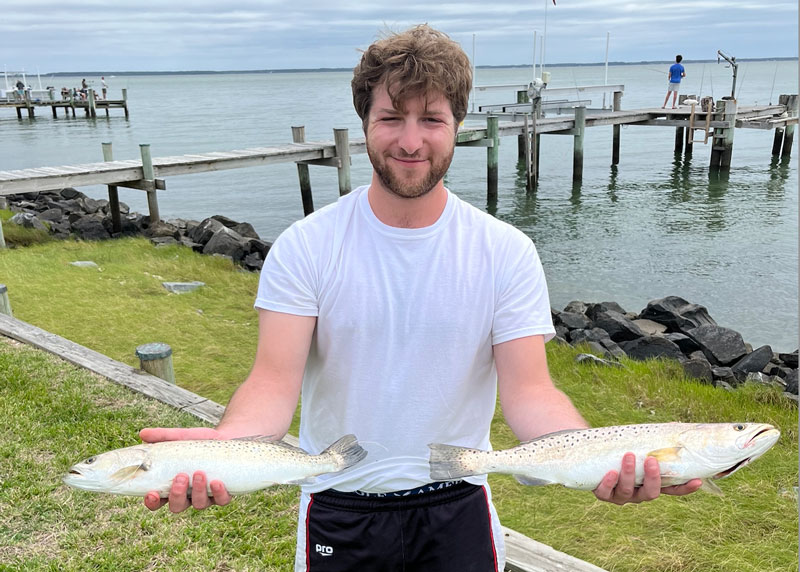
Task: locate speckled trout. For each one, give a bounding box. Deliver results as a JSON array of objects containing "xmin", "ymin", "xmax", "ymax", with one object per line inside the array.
[
  {"xmin": 429, "ymin": 423, "xmax": 779, "ymax": 493},
  {"xmin": 64, "ymin": 434, "xmax": 367, "ymax": 497}
]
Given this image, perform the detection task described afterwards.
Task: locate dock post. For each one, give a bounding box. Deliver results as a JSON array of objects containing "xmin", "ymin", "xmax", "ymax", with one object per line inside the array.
[
  {"xmin": 24, "ymin": 91, "xmax": 34, "ymax": 118},
  {"xmin": 139, "ymin": 144, "xmax": 161, "ymax": 223},
  {"xmin": 710, "ymin": 98, "xmax": 737, "ymax": 170},
  {"xmin": 333, "ymin": 128, "xmax": 351, "ymax": 196},
  {"xmin": 88, "ymin": 88, "xmax": 97, "ymax": 118},
  {"xmin": 523, "ymin": 114, "xmax": 532, "ymax": 190},
  {"xmin": 0, "ymin": 284, "xmax": 12, "ymax": 317},
  {"xmin": 611, "ymin": 91, "xmax": 622, "ymax": 165},
  {"xmin": 122, "ymin": 89, "xmax": 129, "ymax": 119},
  {"xmin": 0, "ymin": 216, "xmax": 5, "ymax": 249},
  {"xmin": 291, "ymin": 126, "xmax": 314, "ymax": 215},
  {"xmin": 573, "ymin": 106, "xmax": 586, "ymax": 184},
  {"xmin": 517, "ymin": 90, "xmax": 529, "ymax": 160},
  {"xmin": 135, "ymin": 342, "xmax": 175, "ymax": 384},
  {"xmin": 777, "ymin": 95, "xmax": 797, "ymax": 158},
  {"xmin": 101, "ymin": 142, "xmax": 122, "ymax": 233},
  {"xmin": 487, "ymin": 115, "xmax": 499, "ymax": 200}
]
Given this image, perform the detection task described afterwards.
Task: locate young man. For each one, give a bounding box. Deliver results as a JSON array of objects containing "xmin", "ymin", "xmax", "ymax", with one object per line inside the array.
[
  {"xmin": 662, "ymin": 54, "xmax": 686, "ymax": 109},
  {"xmin": 141, "ymin": 25, "xmax": 700, "ymax": 571}
]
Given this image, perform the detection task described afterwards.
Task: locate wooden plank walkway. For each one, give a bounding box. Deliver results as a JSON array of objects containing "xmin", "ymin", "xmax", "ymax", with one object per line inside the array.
[{"xmin": 0, "ymin": 311, "xmax": 609, "ymax": 572}]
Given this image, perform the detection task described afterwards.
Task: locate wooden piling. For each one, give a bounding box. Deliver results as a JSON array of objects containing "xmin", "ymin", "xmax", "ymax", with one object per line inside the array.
[
  {"xmin": 101, "ymin": 142, "xmax": 122, "ymax": 233},
  {"xmin": 611, "ymin": 91, "xmax": 622, "ymax": 165},
  {"xmin": 333, "ymin": 128, "xmax": 351, "ymax": 196},
  {"xmin": 122, "ymin": 88, "xmax": 129, "ymax": 119},
  {"xmin": 139, "ymin": 144, "xmax": 161, "ymax": 223},
  {"xmin": 573, "ymin": 106, "xmax": 586, "ymax": 184},
  {"xmin": 517, "ymin": 90, "xmax": 529, "ymax": 160},
  {"xmin": 0, "ymin": 284, "xmax": 12, "ymax": 317},
  {"xmin": 88, "ymin": 89, "xmax": 96, "ymax": 118},
  {"xmin": 487, "ymin": 116, "xmax": 499, "ymax": 200},
  {"xmin": 523, "ymin": 114, "xmax": 532, "ymax": 190},
  {"xmin": 0, "ymin": 216, "xmax": 5, "ymax": 249},
  {"xmin": 292, "ymin": 126, "xmax": 315, "ymax": 215},
  {"xmin": 135, "ymin": 342, "xmax": 175, "ymax": 384},
  {"xmin": 710, "ymin": 98, "xmax": 737, "ymax": 170}
]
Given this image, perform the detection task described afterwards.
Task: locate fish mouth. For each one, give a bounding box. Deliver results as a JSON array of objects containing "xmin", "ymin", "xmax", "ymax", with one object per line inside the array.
[
  {"xmin": 746, "ymin": 427, "xmax": 776, "ymax": 446},
  {"xmin": 714, "ymin": 457, "xmax": 751, "ymax": 479}
]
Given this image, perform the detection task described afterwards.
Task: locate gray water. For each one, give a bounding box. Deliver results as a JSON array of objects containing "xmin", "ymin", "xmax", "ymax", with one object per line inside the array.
[{"xmin": 2, "ymin": 61, "xmax": 798, "ymax": 351}]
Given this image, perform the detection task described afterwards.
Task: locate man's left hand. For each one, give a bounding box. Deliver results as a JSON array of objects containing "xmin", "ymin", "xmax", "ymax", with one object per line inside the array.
[{"xmin": 593, "ymin": 453, "xmax": 703, "ymax": 505}]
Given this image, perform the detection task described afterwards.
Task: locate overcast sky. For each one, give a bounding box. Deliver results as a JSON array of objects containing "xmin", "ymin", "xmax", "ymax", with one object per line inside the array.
[{"xmin": 3, "ymin": 1, "xmax": 798, "ymax": 74}]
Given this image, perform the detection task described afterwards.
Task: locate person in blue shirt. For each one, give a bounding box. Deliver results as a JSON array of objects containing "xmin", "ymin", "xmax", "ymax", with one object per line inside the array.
[{"xmin": 662, "ymin": 55, "xmax": 686, "ymax": 109}]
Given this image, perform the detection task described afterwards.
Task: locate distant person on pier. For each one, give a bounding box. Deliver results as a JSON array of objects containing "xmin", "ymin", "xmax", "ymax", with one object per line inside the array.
[
  {"xmin": 662, "ymin": 55, "xmax": 686, "ymax": 109},
  {"xmin": 80, "ymin": 79, "xmax": 88, "ymax": 100},
  {"xmin": 140, "ymin": 24, "xmax": 702, "ymax": 571},
  {"xmin": 15, "ymin": 80, "xmax": 25, "ymax": 100},
  {"xmin": 101, "ymin": 77, "xmax": 107, "ymax": 99}
]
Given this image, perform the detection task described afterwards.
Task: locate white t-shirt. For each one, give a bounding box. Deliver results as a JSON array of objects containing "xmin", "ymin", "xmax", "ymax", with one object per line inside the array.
[{"xmin": 255, "ymin": 185, "xmax": 554, "ymax": 492}]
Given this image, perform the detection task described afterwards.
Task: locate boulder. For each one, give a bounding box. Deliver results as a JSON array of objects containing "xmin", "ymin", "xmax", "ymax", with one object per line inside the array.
[
  {"xmin": 686, "ymin": 324, "xmax": 748, "ymax": 366},
  {"xmin": 632, "ymin": 318, "xmax": 667, "ymax": 336},
  {"xmin": 243, "ymin": 251, "xmax": 265, "ymax": 271},
  {"xmin": 778, "ymin": 351, "xmax": 798, "ymax": 369},
  {"xmin": 59, "ymin": 187, "xmax": 84, "ymax": 200},
  {"xmin": 246, "ymin": 238, "xmax": 272, "ymax": 258},
  {"xmin": 569, "ymin": 327, "xmax": 611, "ymax": 345},
  {"xmin": 563, "ymin": 301, "xmax": 588, "ymax": 315},
  {"xmin": 731, "ymin": 345, "xmax": 773, "ymax": 375},
  {"xmin": 592, "ymin": 310, "xmax": 645, "ymax": 342},
  {"xmin": 682, "ymin": 355, "xmax": 714, "ymax": 383},
  {"xmin": 203, "ymin": 226, "xmax": 246, "ymax": 261},
  {"xmin": 145, "ymin": 220, "xmax": 181, "ymax": 240},
  {"xmin": 784, "ymin": 369, "xmax": 798, "ymax": 395},
  {"xmin": 639, "ymin": 296, "xmax": 716, "ymax": 333},
  {"xmin": 619, "ymin": 336, "xmax": 684, "ymax": 361},
  {"xmin": 9, "ymin": 212, "xmax": 48, "ymax": 232},
  {"xmin": 554, "ymin": 311, "xmax": 592, "ymax": 331},
  {"xmin": 586, "ymin": 301, "xmax": 627, "ymax": 321},
  {"xmin": 71, "ymin": 214, "xmax": 111, "ymax": 240},
  {"xmin": 189, "ymin": 217, "xmax": 226, "ymax": 245},
  {"xmin": 232, "ymin": 221, "xmax": 260, "ymax": 239},
  {"xmin": 38, "ymin": 207, "xmax": 64, "ymax": 222},
  {"xmin": 663, "ymin": 332, "xmax": 701, "ymax": 354}
]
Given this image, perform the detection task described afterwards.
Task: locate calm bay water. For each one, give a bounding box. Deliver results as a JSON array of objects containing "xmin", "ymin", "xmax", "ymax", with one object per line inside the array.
[{"xmin": 2, "ymin": 61, "xmax": 798, "ymax": 351}]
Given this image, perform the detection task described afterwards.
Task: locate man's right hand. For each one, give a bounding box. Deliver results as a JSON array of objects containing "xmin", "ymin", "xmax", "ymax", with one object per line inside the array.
[{"xmin": 139, "ymin": 427, "xmax": 233, "ymax": 513}]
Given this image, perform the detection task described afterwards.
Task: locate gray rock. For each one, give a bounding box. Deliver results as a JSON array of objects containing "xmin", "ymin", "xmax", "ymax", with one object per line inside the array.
[
  {"xmin": 569, "ymin": 327, "xmax": 611, "ymax": 345},
  {"xmin": 619, "ymin": 336, "xmax": 685, "ymax": 361},
  {"xmin": 38, "ymin": 207, "xmax": 63, "ymax": 222},
  {"xmin": 9, "ymin": 212, "xmax": 48, "ymax": 231},
  {"xmin": 593, "ymin": 310, "xmax": 645, "ymax": 342},
  {"xmin": 686, "ymin": 324, "xmax": 748, "ymax": 366},
  {"xmin": 69, "ymin": 261, "xmax": 99, "ymax": 268},
  {"xmin": 663, "ymin": 332, "xmax": 701, "ymax": 354},
  {"xmin": 712, "ymin": 366, "xmax": 735, "ymax": 383},
  {"xmin": 554, "ymin": 311, "xmax": 592, "ymax": 331},
  {"xmin": 639, "ymin": 296, "xmax": 716, "ymax": 333},
  {"xmin": 60, "ymin": 188, "xmax": 84, "ymax": 200},
  {"xmin": 232, "ymin": 221, "xmax": 260, "ymax": 239},
  {"xmin": 246, "ymin": 238, "xmax": 272, "ymax": 258},
  {"xmin": 203, "ymin": 226, "xmax": 246, "ymax": 261},
  {"xmin": 784, "ymin": 369, "xmax": 798, "ymax": 395},
  {"xmin": 682, "ymin": 355, "xmax": 714, "ymax": 383},
  {"xmin": 563, "ymin": 301, "xmax": 588, "ymax": 315},
  {"xmin": 189, "ymin": 217, "xmax": 226, "ymax": 245},
  {"xmin": 162, "ymin": 281, "xmax": 205, "ymax": 294},
  {"xmin": 145, "ymin": 220, "xmax": 181, "ymax": 240},
  {"xmin": 732, "ymin": 345, "xmax": 773, "ymax": 375},
  {"xmin": 586, "ymin": 301, "xmax": 627, "ymax": 321},
  {"xmin": 79, "ymin": 196, "xmax": 104, "ymax": 214},
  {"xmin": 243, "ymin": 251, "xmax": 264, "ymax": 271},
  {"xmin": 778, "ymin": 351, "xmax": 798, "ymax": 369},
  {"xmin": 150, "ymin": 236, "xmax": 180, "ymax": 247},
  {"xmin": 210, "ymin": 214, "xmax": 241, "ymax": 229},
  {"xmin": 632, "ymin": 318, "xmax": 667, "ymax": 336},
  {"xmin": 71, "ymin": 214, "xmax": 110, "ymax": 240}
]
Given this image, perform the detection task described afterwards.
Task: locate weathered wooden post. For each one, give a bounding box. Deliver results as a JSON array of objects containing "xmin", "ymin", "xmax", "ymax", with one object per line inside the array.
[
  {"xmin": 101, "ymin": 142, "xmax": 122, "ymax": 233},
  {"xmin": 122, "ymin": 88, "xmax": 129, "ymax": 119},
  {"xmin": 135, "ymin": 342, "xmax": 176, "ymax": 384},
  {"xmin": 523, "ymin": 114, "xmax": 532, "ymax": 191},
  {"xmin": 573, "ymin": 106, "xmax": 586, "ymax": 184},
  {"xmin": 334, "ymin": 128, "xmax": 351, "ymax": 196},
  {"xmin": 291, "ymin": 126, "xmax": 315, "ymax": 215},
  {"xmin": 710, "ymin": 98, "xmax": 737, "ymax": 170},
  {"xmin": 24, "ymin": 91, "xmax": 34, "ymax": 119},
  {"xmin": 88, "ymin": 88, "xmax": 97, "ymax": 118},
  {"xmin": 611, "ymin": 91, "xmax": 622, "ymax": 165},
  {"xmin": 0, "ymin": 284, "xmax": 12, "ymax": 317},
  {"xmin": 486, "ymin": 115, "xmax": 499, "ymax": 200},
  {"xmin": 779, "ymin": 95, "xmax": 797, "ymax": 158},
  {"xmin": 139, "ymin": 144, "xmax": 161, "ymax": 223},
  {"xmin": 0, "ymin": 214, "xmax": 5, "ymax": 249},
  {"xmin": 517, "ymin": 90, "xmax": 529, "ymax": 160}
]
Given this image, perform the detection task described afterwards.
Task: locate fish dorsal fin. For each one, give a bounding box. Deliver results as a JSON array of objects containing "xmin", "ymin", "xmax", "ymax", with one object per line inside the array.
[
  {"xmin": 645, "ymin": 447, "xmax": 685, "ymax": 463},
  {"xmin": 232, "ymin": 435, "xmax": 277, "ymax": 442},
  {"xmin": 520, "ymin": 427, "xmax": 584, "ymax": 445},
  {"xmin": 109, "ymin": 464, "xmax": 146, "ymax": 483},
  {"xmin": 699, "ymin": 478, "xmax": 724, "ymax": 496}
]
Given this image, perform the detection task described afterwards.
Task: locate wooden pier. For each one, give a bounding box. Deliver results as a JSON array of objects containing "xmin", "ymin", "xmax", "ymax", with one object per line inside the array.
[
  {"xmin": 0, "ymin": 93, "xmax": 796, "ymax": 227},
  {"xmin": 0, "ymin": 88, "xmax": 129, "ymax": 119}
]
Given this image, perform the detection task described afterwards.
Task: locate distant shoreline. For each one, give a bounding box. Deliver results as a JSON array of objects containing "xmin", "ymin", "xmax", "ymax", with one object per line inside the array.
[{"xmin": 42, "ymin": 56, "xmax": 799, "ymax": 77}]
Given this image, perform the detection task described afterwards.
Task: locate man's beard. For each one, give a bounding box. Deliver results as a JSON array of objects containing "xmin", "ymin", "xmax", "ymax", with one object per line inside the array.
[{"xmin": 367, "ymin": 142, "xmax": 455, "ymax": 199}]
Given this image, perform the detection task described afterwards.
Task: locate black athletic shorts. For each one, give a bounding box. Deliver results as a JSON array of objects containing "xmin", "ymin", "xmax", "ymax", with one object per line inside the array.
[{"xmin": 300, "ymin": 481, "xmax": 500, "ymax": 571}]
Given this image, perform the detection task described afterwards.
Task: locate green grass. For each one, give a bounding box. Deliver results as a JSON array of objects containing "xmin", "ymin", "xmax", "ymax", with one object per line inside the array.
[
  {"xmin": 0, "ymin": 238, "xmax": 797, "ymax": 571},
  {"xmin": 0, "ymin": 210, "xmax": 54, "ymax": 247}
]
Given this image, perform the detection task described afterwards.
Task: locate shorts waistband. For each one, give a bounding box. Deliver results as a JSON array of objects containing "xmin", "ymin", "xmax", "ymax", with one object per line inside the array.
[{"xmin": 311, "ymin": 480, "xmax": 476, "ymax": 512}]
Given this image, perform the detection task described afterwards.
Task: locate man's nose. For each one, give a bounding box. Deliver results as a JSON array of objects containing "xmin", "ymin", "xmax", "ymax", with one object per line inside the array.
[{"xmin": 397, "ymin": 121, "xmax": 423, "ymax": 155}]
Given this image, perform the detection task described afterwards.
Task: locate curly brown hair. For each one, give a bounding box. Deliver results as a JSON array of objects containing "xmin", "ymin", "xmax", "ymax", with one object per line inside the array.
[{"xmin": 351, "ymin": 24, "xmax": 473, "ymax": 129}]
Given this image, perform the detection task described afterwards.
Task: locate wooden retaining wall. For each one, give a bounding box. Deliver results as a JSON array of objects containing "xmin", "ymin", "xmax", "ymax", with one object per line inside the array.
[{"xmin": 0, "ymin": 312, "xmax": 607, "ymax": 572}]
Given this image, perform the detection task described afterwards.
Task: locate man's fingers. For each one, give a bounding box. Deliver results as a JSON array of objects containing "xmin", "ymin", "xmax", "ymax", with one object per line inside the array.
[
  {"xmin": 191, "ymin": 473, "xmax": 212, "ymax": 510},
  {"xmin": 661, "ymin": 478, "xmax": 704, "ymax": 496},
  {"xmin": 144, "ymin": 492, "xmax": 167, "ymax": 511},
  {"xmin": 209, "ymin": 480, "xmax": 232, "ymax": 506},
  {"xmin": 168, "ymin": 474, "xmax": 192, "ymax": 513}
]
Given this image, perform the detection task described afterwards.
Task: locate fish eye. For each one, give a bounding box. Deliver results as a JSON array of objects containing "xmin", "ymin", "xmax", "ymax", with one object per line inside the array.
[
  {"xmin": 733, "ymin": 424, "xmax": 745, "ymax": 431},
  {"xmin": 85, "ymin": 456, "xmax": 97, "ymax": 464}
]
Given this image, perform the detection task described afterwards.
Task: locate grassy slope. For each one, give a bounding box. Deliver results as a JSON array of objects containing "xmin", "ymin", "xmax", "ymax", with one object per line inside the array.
[{"xmin": 0, "ymin": 236, "xmax": 797, "ymax": 571}]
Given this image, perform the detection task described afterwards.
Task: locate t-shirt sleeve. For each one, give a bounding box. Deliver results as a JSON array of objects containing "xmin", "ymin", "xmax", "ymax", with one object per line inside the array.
[
  {"xmin": 254, "ymin": 223, "xmax": 319, "ymax": 316},
  {"xmin": 492, "ymin": 232, "xmax": 555, "ymax": 345}
]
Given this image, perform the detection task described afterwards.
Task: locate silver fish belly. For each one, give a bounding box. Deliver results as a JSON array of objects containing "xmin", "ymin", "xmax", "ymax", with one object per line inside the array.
[
  {"xmin": 429, "ymin": 423, "xmax": 779, "ymax": 492},
  {"xmin": 64, "ymin": 434, "xmax": 367, "ymax": 497}
]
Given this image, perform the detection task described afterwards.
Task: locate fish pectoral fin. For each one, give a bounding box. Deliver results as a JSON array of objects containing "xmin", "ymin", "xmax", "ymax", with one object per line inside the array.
[
  {"xmin": 109, "ymin": 464, "xmax": 146, "ymax": 483},
  {"xmin": 286, "ymin": 476, "xmax": 317, "ymax": 486},
  {"xmin": 645, "ymin": 447, "xmax": 685, "ymax": 463},
  {"xmin": 514, "ymin": 475, "xmax": 552, "ymax": 487},
  {"xmin": 699, "ymin": 478, "xmax": 724, "ymax": 496}
]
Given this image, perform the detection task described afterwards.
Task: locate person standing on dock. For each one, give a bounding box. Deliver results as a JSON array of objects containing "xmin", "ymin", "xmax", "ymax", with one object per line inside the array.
[
  {"xmin": 662, "ymin": 55, "xmax": 686, "ymax": 109},
  {"xmin": 101, "ymin": 77, "xmax": 107, "ymax": 99},
  {"xmin": 140, "ymin": 24, "xmax": 701, "ymax": 571}
]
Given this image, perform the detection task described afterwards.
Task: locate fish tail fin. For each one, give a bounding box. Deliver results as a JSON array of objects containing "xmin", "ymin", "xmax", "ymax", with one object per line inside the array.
[
  {"xmin": 322, "ymin": 434, "xmax": 368, "ymax": 470},
  {"xmin": 428, "ymin": 443, "xmax": 484, "ymax": 481}
]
